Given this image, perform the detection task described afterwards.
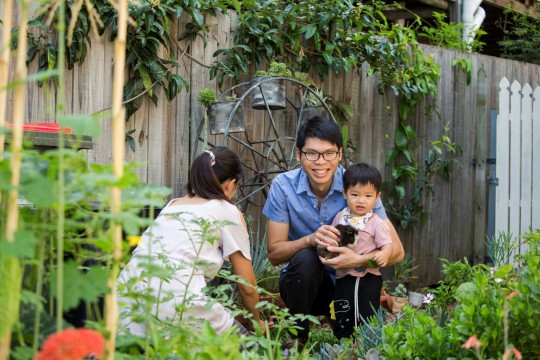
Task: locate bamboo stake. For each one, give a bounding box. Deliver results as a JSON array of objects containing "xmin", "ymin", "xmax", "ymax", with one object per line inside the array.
[
  {"xmin": 0, "ymin": 0, "xmax": 13, "ymax": 161},
  {"xmin": 0, "ymin": 0, "xmax": 27, "ymax": 359},
  {"xmin": 104, "ymin": 0, "xmax": 128, "ymax": 358},
  {"xmin": 55, "ymin": 0, "xmax": 67, "ymax": 332}
]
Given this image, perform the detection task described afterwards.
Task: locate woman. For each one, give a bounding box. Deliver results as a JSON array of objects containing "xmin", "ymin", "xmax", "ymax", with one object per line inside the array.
[{"xmin": 117, "ymin": 146, "xmax": 263, "ymax": 336}]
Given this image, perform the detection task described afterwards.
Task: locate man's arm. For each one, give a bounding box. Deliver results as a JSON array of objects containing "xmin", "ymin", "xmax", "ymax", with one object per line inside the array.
[
  {"xmin": 266, "ymin": 220, "xmax": 340, "ymax": 266},
  {"xmin": 320, "ymin": 218, "xmax": 404, "ymax": 269}
]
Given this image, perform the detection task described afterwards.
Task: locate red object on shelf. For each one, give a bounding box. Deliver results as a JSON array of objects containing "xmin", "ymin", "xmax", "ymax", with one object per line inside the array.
[{"xmin": 7, "ymin": 122, "xmax": 73, "ymax": 134}]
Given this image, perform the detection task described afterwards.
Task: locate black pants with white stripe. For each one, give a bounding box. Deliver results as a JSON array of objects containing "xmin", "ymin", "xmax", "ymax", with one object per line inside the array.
[{"xmin": 333, "ymin": 273, "xmax": 382, "ymax": 340}]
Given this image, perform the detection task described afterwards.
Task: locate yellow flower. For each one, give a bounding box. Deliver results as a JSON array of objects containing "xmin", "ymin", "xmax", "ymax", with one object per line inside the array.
[{"xmin": 126, "ymin": 235, "xmax": 141, "ymax": 247}]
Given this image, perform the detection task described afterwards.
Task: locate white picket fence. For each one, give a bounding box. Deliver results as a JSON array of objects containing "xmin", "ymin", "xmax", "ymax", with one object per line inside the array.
[{"xmin": 496, "ymin": 78, "xmax": 540, "ymax": 256}]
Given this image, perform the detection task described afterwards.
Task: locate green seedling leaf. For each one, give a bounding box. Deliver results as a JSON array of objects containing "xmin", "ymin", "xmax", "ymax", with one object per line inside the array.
[{"xmin": 0, "ymin": 230, "xmax": 39, "ymax": 258}]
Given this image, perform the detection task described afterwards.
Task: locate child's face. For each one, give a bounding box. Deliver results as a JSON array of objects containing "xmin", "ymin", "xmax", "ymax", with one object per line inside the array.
[{"xmin": 343, "ymin": 182, "xmax": 380, "ymax": 217}]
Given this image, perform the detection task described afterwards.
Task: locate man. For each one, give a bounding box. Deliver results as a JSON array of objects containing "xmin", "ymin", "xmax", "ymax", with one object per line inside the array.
[{"xmin": 262, "ymin": 116, "xmax": 404, "ymax": 346}]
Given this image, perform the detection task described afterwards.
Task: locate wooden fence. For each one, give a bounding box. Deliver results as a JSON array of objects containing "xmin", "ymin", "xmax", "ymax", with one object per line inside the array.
[
  {"xmin": 495, "ymin": 78, "xmax": 540, "ymax": 257},
  {"xmin": 3, "ymin": 9, "xmax": 540, "ymax": 285}
]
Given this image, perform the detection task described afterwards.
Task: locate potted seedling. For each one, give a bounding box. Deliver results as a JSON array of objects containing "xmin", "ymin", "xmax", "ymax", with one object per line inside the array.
[
  {"xmin": 199, "ymin": 88, "xmax": 245, "ymax": 136},
  {"xmin": 251, "ymin": 61, "xmax": 292, "ymax": 110},
  {"xmin": 208, "ymin": 92, "xmax": 245, "ymax": 135},
  {"xmin": 197, "ymin": 88, "xmax": 218, "ymax": 149},
  {"xmin": 300, "ymin": 87, "xmax": 329, "ymax": 122}
]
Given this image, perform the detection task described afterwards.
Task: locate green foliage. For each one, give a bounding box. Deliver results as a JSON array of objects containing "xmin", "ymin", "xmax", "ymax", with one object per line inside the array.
[
  {"xmin": 255, "ymin": 61, "xmax": 293, "ymax": 77},
  {"xmin": 380, "ymin": 305, "xmax": 448, "ymax": 359},
  {"xmin": 418, "ymin": 12, "xmax": 486, "ymax": 52},
  {"xmin": 383, "ymin": 124, "xmax": 461, "ymax": 229},
  {"xmin": 486, "ymin": 231, "xmax": 517, "ymax": 267},
  {"xmin": 393, "ymin": 254, "xmax": 418, "ymax": 283},
  {"xmin": 498, "ymin": 9, "xmax": 540, "ymax": 65},
  {"xmin": 19, "ymin": 0, "xmax": 239, "ymax": 119},
  {"xmin": 508, "ymin": 230, "xmax": 540, "ymax": 357},
  {"xmin": 197, "ymin": 87, "xmax": 218, "ymax": 108}
]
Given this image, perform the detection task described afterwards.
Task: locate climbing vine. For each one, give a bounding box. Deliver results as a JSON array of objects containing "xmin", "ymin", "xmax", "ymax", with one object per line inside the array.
[
  {"xmin": 14, "ymin": 0, "xmax": 240, "ymax": 119},
  {"xmin": 17, "ymin": 0, "xmax": 471, "ymax": 228}
]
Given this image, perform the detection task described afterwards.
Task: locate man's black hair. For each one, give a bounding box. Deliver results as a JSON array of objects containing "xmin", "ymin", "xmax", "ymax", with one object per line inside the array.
[{"xmin": 296, "ymin": 115, "xmax": 343, "ymax": 150}]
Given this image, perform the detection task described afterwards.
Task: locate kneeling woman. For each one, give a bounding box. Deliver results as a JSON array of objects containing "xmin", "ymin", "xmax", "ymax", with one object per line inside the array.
[{"xmin": 117, "ymin": 146, "xmax": 263, "ymax": 336}]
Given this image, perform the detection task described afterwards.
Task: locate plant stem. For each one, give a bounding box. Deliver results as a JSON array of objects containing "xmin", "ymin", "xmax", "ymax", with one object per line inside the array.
[
  {"xmin": 55, "ymin": 0, "xmax": 67, "ymax": 332},
  {"xmin": 0, "ymin": 0, "xmax": 13, "ymax": 165},
  {"xmin": 104, "ymin": 0, "xmax": 128, "ymax": 358},
  {"xmin": 0, "ymin": 0, "xmax": 27, "ymax": 358}
]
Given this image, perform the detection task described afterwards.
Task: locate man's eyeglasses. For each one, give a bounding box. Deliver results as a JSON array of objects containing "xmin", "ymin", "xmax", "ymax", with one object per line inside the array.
[{"xmin": 301, "ymin": 150, "xmax": 339, "ymax": 161}]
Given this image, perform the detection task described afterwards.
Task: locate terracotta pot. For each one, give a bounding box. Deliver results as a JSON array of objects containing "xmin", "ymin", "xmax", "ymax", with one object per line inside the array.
[{"xmin": 391, "ymin": 296, "xmax": 408, "ymax": 313}]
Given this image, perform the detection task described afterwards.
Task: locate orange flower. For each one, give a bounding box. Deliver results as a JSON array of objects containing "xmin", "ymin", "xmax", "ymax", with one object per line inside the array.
[
  {"xmin": 502, "ymin": 347, "xmax": 523, "ymax": 360},
  {"xmin": 36, "ymin": 328, "xmax": 105, "ymax": 360},
  {"xmin": 461, "ymin": 334, "xmax": 482, "ymax": 349},
  {"xmin": 506, "ymin": 291, "xmax": 519, "ymax": 300}
]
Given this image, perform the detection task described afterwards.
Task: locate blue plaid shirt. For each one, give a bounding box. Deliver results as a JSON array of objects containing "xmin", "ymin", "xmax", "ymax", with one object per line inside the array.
[{"xmin": 263, "ymin": 166, "xmax": 387, "ymax": 277}]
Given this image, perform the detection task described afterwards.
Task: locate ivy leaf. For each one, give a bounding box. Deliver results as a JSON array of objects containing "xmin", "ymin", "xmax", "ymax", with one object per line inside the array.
[
  {"xmin": 231, "ymin": 0, "xmax": 241, "ymax": 13},
  {"xmin": 304, "ymin": 24, "xmax": 317, "ymax": 40},
  {"xmin": 191, "ymin": 9, "xmax": 204, "ymax": 27},
  {"xmin": 395, "ymin": 126, "xmax": 408, "ymax": 148}
]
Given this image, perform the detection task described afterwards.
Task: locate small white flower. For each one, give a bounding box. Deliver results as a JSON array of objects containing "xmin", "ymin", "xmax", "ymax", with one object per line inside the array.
[
  {"xmin": 495, "ymin": 278, "xmax": 504, "ymax": 283},
  {"xmin": 423, "ymin": 293, "xmax": 435, "ymax": 305}
]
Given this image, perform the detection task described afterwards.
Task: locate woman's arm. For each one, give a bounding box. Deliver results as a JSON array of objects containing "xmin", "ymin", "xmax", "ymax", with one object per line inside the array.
[{"xmin": 229, "ymin": 251, "xmax": 265, "ymax": 330}]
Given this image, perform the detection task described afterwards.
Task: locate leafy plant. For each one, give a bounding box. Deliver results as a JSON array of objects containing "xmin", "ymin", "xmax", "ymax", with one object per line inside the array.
[
  {"xmin": 498, "ymin": 8, "xmax": 540, "ymax": 65},
  {"xmin": 254, "ymin": 61, "xmax": 293, "ymax": 77},
  {"xmin": 486, "ymin": 231, "xmax": 517, "ymax": 267},
  {"xmin": 393, "ymin": 254, "xmax": 418, "ymax": 283},
  {"xmin": 418, "ymin": 12, "xmax": 486, "ymax": 52},
  {"xmin": 197, "ymin": 87, "xmax": 218, "ymax": 108},
  {"xmin": 304, "ymin": 88, "xmax": 327, "ymax": 107}
]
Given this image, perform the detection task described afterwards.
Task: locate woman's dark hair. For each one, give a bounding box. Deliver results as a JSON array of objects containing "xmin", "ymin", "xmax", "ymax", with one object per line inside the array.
[
  {"xmin": 187, "ymin": 146, "xmax": 243, "ymax": 203},
  {"xmin": 296, "ymin": 115, "xmax": 343, "ymax": 150},
  {"xmin": 343, "ymin": 162, "xmax": 382, "ymax": 193}
]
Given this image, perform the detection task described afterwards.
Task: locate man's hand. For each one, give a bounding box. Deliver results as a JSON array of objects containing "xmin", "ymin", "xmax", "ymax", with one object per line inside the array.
[
  {"xmin": 309, "ymin": 224, "xmax": 340, "ymax": 247},
  {"xmin": 319, "ymin": 246, "xmax": 365, "ymax": 269}
]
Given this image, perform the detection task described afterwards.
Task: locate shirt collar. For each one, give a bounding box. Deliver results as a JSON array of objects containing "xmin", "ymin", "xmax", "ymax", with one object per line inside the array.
[{"xmin": 297, "ymin": 165, "xmax": 345, "ymax": 197}]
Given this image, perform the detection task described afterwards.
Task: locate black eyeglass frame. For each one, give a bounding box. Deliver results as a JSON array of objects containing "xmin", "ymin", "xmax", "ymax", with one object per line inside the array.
[{"xmin": 300, "ymin": 150, "xmax": 340, "ymax": 161}]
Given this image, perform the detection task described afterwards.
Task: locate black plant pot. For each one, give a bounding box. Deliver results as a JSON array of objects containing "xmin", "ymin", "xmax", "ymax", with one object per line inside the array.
[
  {"xmin": 209, "ymin": 100, "xmax": 245, "ymax": 135},
  {"xmin": 251, "ymin": 76, "xmax": 286, "ymax": 110}
]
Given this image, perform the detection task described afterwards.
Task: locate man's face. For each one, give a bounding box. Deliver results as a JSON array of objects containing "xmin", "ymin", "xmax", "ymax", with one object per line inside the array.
[{"xmin": 296, "ymin": 137, "xmax": 342, "ymax": 189}]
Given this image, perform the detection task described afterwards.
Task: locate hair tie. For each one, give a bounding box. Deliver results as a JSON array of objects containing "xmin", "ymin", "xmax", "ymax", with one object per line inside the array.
[{"xmin": 204, "ymin": 150, "xmax": 216, "ymax": 166}]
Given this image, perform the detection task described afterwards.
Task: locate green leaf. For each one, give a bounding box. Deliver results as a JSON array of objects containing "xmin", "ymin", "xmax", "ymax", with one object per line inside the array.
[
  {"xmin": 395, "ymin": 125, "xmax": 408, "ymax": 148},
  {"xmin": 51, "ymin": 261, "xmax": 110, "ymax": 312},
  {"xmin": 192, "ymin": 9, "xmax": 204, "ymax": 27},
  {"xmin": 59, "ymin": 113, "xmax": 101, "ymax": 138},
  {"xmin": 304, "ymin": 24, "xmax": 317, "ymax": 40},
  {"xmin": 20, "ymin": 174, "xmax": 56, "ymax": 207},
  {"xmin": 0, "ymin": 230, "xmax": 38, "ymax": 258}
]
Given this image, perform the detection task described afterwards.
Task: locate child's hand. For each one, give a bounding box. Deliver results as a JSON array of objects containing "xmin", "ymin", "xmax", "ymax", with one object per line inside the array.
[{"xmin": 371, "ymin": 251, "xmax": 390, "ymax": 267}]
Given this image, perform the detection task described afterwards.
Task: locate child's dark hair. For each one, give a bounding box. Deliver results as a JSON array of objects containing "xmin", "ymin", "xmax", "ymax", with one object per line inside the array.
[
  {"xmin": 343, "ymin": 162, "xmax": 382, "ymax": 193},
  {"xmin": 296, "ymin": 115, "xmax": 343, "ymax": 151},
  {"xmin": 187, "ymin": 146, "xmax": 242, "ymax": 203}
]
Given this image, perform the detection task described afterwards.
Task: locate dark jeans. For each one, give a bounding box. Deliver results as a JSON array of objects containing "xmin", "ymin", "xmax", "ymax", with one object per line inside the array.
[
  {"xmin": 333, "ymin": 273, "xmax": 382, "ymax": 339},
  {"xmin": 278, "ymin": 247, "xmax": 334, "ymax": 339}
]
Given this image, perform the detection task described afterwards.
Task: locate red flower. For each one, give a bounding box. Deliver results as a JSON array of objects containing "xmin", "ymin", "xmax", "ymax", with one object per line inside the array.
[
  {"xmin": 36, "ymin": 328, "xmax": 105, "ymax": 360},
  {"xmin": 461, "ymin": 334, "xmax": 482, "ymax": 349}
]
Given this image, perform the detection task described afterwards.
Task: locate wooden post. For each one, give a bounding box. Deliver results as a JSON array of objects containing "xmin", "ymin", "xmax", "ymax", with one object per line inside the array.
[{"xmin": 473, "ymin": 67, "xmax": 487, "ymax": 264}]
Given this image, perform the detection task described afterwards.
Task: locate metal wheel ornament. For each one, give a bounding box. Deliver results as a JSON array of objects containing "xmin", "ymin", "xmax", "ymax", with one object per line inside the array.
[{"xmin": 194, "ymin": 77, "xmax": 338, "ymax": 224}]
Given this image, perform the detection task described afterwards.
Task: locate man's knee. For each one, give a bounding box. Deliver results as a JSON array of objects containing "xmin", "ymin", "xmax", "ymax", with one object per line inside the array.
[{"xmin": 288, "ymin": 248, "xmax": 324, "ymax": 277}]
